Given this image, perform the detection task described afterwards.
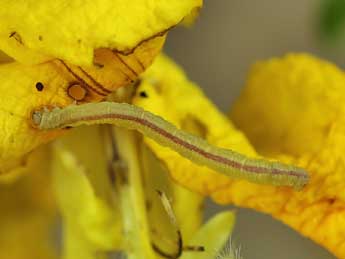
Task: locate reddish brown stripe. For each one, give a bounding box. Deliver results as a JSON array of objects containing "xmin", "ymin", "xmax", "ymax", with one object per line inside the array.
[
  {"xmin": 77, "ymin": 67, "xmax": 112, "ymax": 94},
  {"xmin": 115, "ymin": 25, "xmax": 172, "ymax": 56},
  {"xmin": 58, "ymin": 60, "xmax": 107, "ymax": 97},
  {"xmin": 110, "ymin": 51, "xmax": 135, "ymax": 81},
  {"xmin": 112, "ymin": 51, "xmax": 139, "ymax": 77},
  {"xmin": 117, "ymin": 69, "xmax": 133, "ymax": 82},
  {"xmin": 60, "ymin": 113, "xmax": 305, "ymax": 179},
  {"xmin": 135, "ymin": 56, "xmax": 146, "ymax": 72}
]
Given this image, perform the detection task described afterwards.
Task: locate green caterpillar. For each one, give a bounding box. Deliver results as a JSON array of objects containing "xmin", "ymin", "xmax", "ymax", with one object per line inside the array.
[{"xmin": 32, "ymin": 102, "xmax": 309, "ymax": 190}]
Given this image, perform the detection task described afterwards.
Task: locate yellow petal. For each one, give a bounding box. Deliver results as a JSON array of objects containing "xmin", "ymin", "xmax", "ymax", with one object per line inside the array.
[
  {"xmin": 0, "ymin": 61, "xmax": 70, "ymax": 174},
  {"xmin": 231, "ymin": 53, "xmax": 345, "ymax": 158},
  {"xmin": 180, "ymin": 7, "xmax": 202, "ymax": 27},
  {"xmin": 0, "ymin": 0, "xmax": 202, "ymax": 65},
  {"xmin": 51, "ymin": 126, "xmax": 123, "ymax": 257},
  {"xmin": 229, "ymin": 53, "xmax": 345, "ymax": 258},
  {"xmin": 62, "ymin": 226, "xmax": 103, "ymax": 259},
  {"xmin": 133, "ymin": 54, "xmax": 257, "ymax": 195}
]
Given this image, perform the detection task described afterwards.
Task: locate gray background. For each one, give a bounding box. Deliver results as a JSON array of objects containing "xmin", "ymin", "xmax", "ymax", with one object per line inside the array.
[{"xmin": 165, "ymin": 1, "xmax": 339, "ymax": 258}]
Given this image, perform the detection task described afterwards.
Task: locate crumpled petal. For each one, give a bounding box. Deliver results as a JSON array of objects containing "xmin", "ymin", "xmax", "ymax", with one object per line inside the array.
[
  {"xmin": 0, "ymin": 0, "xmax": 202, "ymax": 65},
  {"xmin": 133, "ymin": 54, "xmax": 257, "ymax": 195},
  {"xmin": 229, "ymin": 53, "xmax": 345, "ymax": 258}
]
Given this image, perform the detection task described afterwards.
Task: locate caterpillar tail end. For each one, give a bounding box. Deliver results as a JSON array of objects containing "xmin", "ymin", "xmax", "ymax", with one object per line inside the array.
[{"xmin": 291, "ymin": 167, "xmax": 309, "ymax": 191}]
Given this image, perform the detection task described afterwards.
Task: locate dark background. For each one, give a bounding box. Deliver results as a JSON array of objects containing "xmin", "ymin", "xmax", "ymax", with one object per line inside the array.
[{"xmin": 165, "ymin": 1, "xmax": 339, "ymax": 258}]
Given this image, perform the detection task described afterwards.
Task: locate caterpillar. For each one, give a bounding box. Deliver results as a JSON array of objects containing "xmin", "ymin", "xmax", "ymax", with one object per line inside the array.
[{"xmin": 32, "ymin": 102, "xmax": 309, "ymax": 190}]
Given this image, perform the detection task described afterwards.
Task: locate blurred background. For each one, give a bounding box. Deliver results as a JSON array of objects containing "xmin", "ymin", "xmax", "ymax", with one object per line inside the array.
[{"xmin": 165, "ymin": 0, "xmax": 340, "ymax": 258}]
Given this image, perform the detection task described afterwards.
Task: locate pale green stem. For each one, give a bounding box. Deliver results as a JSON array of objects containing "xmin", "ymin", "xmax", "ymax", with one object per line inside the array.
[{"xmin": 113, "ymin": 127, "xmax": 157, "ymax": 259}]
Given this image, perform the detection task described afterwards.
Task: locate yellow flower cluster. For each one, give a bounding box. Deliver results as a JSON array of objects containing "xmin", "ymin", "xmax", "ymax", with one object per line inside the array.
[{"xmin": 0, "ymin": 0, "xmax": 343, "ymax": 258}]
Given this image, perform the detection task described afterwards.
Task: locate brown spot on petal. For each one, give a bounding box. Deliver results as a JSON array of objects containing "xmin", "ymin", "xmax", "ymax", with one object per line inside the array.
[{"xmin": 67, "ymin": 83, "xmax": 87, "ymax": 101}]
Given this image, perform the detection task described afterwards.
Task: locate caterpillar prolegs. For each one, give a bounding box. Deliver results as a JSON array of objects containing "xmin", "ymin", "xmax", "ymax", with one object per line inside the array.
[{"xmin": 32, "ymin": 102, "xmax": 309, "ymax": 190}]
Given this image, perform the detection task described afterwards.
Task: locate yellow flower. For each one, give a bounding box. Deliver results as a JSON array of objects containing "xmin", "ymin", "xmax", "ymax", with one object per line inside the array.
[
  {"xmin": 0, "ymin": 2, "xmax": 246, "ymax": 258},
  {"xmin": 1, "ymin": 2, "xmax": 325, "ymax": 258},
  {"xmin": 0, "ymin": 0, "xmax": 202, "ymax": 175},
  {"xmin": 230, "ymin": 53, "xmax": 345, "ymax": 258}
]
